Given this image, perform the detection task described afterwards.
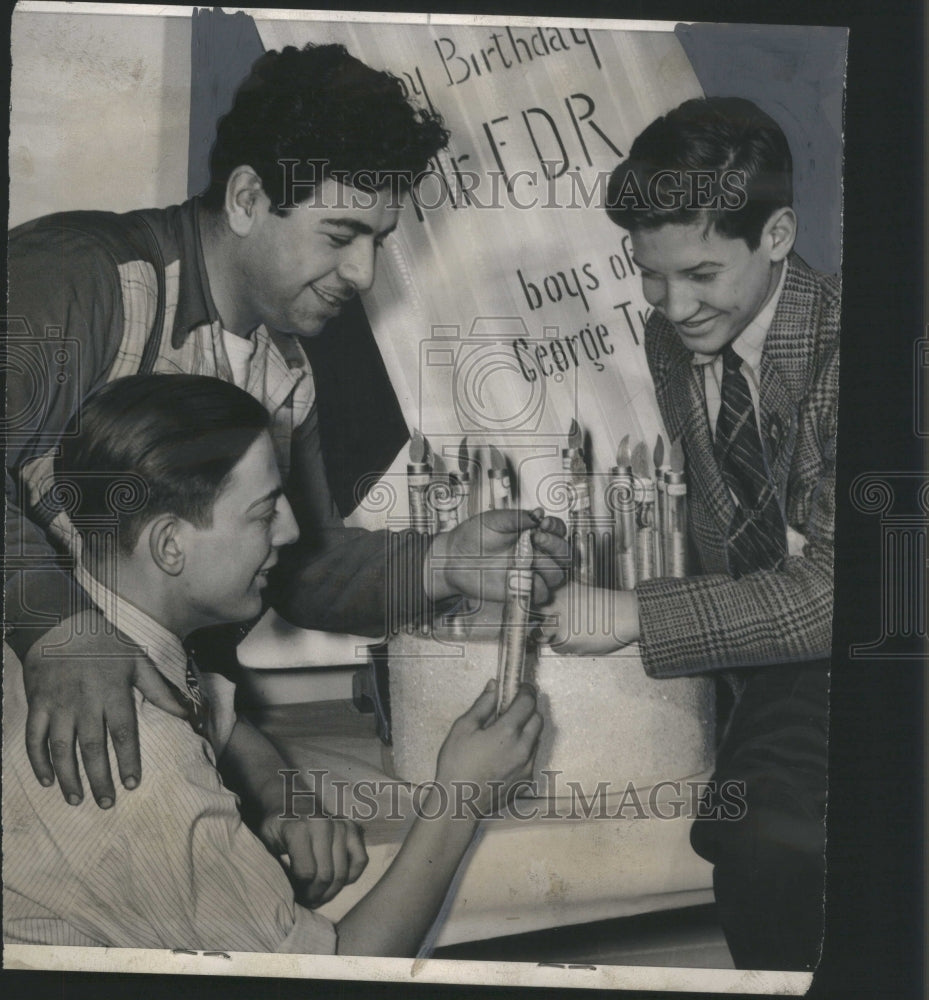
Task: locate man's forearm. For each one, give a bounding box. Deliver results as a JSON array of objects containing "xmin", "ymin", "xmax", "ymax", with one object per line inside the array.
[
  {"xmin": 219, "ymin": 716, "xmax": 301, "ymax": 819},
  {"xmin": 636, "ymin": 552, "xmax": 834, "ymax": 677},
  {"xmin": 269, "ymin": 526, "xmax": 434, "ymax": 637}
]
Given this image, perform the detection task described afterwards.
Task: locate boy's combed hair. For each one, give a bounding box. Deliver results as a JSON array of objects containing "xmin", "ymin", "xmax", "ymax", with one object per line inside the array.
[
  {"xmin": 54, "ymin": 374, "xmax": 270, "ymax": 555},
  {"xmin": 203, "ymin": 42, "xmax": 450, "ymax": 212},
  {"xmin": 606, "ymin": 96, "xmax": 793, "ymax": 249}
]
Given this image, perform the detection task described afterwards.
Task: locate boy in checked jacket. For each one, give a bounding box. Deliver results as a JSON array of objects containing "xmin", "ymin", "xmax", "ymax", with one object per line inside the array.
[{"xmin": 542, "ymin": 97, "xmax": 838, "ymax": 971}]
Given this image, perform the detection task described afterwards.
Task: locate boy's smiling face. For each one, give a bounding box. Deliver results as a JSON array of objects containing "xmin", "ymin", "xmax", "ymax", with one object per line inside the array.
[
  {"xmin": 176, "ymin": 431, "xmax": 299, "ymax": 629},
  {"xmin": 630, "ymin": 211, "xmax": 795, "ymax": 356}
]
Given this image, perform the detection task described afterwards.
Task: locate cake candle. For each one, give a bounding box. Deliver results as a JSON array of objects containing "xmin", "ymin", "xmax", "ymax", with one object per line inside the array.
[{"xmin": 496, "ymin": 530, "xmax": 534, "ymax": 717}]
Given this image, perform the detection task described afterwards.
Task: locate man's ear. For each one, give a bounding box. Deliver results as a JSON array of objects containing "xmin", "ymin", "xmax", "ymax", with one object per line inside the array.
[
  {"xmin": 763, "ymin": 206, "xmax": 797, "ymax": 262},
  {"xmin": 224, "ymin": 166, "xmax": 266, "ymax": 238},
  {"xmin": 147, "ymin": 515, "xmax": 185, "ymax": 577}
]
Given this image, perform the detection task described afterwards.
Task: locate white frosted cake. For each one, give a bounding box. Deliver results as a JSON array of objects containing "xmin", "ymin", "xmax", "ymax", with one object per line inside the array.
[{"xmin": 386, "ymin": 610, "xmax": 715, "ymax": 792}]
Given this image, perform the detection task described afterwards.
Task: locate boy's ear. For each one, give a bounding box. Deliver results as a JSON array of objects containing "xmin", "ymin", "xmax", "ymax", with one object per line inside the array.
[
  {"xmin": 225, "ymin": 166, "xmax": 266, "ymax": 238},
  {"xmin": 763, "ymin": 206, "xmax": 797, "ymax": 262},
  {"xmin": 148, "ymin": 515, "xmax": 185, "ymax": 577}
]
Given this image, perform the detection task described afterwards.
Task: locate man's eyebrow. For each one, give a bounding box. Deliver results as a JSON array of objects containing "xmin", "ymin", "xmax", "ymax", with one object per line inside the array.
[
  {"xmin": 246, "ymin": 486, "xmax": 283, "ymax": 513},
  {"xmin": 320, "ymin": 218, "xmax": 398, "ymax": 238}
]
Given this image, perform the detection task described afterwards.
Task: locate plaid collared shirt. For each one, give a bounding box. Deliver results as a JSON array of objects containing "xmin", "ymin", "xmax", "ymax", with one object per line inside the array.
[{"xmin": 105, "ymin": 200, "xmax": 316, "ymax": 482}]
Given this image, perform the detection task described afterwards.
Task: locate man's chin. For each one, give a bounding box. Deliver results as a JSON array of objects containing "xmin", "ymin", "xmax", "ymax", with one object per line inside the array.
[{"xmin": 290, "ymin": 316, "xmax": 334, "ymax": 339}]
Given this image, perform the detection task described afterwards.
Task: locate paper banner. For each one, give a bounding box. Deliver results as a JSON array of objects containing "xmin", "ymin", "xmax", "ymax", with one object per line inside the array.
[{"xmin": 258, "ymin": 18, "xmax": 704, "ymax": 524}]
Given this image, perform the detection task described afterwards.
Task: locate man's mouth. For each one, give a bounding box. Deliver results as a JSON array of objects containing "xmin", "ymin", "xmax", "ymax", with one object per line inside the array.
[
  {"xmin": 255, "ymin": 556, "xmax": 278, "ymax": 582},
  {"xmin": 311, "ymin": 285, "xmax": 352, "ymax": 312}
]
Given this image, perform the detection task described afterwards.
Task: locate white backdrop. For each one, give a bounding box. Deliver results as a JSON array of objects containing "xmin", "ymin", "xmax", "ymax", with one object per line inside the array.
[{"xmin": 258, "ymin": 17, "xmax": 703, "ymax": 527}]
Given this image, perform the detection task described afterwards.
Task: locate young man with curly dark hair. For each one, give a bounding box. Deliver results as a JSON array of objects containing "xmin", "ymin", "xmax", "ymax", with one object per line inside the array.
[{"xmin": 6, "ymin": 44, "xmax": 567, "ymax": 819}]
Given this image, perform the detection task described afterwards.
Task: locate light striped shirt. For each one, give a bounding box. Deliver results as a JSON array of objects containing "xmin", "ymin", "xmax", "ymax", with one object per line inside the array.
[{"xmin": 2, "ymin": 576, "xmax": 337, "ymax": 953}]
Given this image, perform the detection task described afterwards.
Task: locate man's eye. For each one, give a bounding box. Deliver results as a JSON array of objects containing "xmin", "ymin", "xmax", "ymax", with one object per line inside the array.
[
  {"xmin": 325, "ymin": 233, "xmax": 353, "ymax": 248},
  {"xmin": 259, "ymin": 509, "xmax": 278, "ymax": 526},
  {"xmin": 689, "ymin": 272, "xmax": 718, "ymax": 283}
]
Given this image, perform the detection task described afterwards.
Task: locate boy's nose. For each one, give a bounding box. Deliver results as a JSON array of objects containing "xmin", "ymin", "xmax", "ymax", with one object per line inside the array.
[
  {"xmin": 272, "ymin": 496, "xmax": 300, "ymax": 548},
  {"xmin": 336, "ymin": 239, "xmax": 376, "ymax": 293},
  {"xmin": 661, "ymin": 281, "xmax": 699, "ymax": 324}
]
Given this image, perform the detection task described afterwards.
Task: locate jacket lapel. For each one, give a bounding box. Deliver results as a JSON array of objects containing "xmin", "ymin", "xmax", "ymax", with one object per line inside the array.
[{"xmin": 758, "ymin": 256, "xmax": 820, "ymax": 494}]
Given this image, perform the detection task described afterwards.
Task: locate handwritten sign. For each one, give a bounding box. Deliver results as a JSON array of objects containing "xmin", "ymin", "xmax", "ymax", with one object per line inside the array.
[{"xmin": 258, "ymin": 19, "xmax": 704, "ymax": 522}]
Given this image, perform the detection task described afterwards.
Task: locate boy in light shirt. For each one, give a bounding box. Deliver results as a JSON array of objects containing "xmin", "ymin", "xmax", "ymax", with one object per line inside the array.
[{"xmin": 4, "ymin": 373, "xmax": 541, "ymax": 955}]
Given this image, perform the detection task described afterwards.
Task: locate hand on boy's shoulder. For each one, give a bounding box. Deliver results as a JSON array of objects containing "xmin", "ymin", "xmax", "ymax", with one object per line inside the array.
[{"xmin": 22, "ymin": 610, "xmax": 188, "ymax": 809}]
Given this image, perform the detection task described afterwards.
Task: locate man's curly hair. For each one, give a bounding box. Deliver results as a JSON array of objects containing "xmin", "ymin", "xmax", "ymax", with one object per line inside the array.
[{"xmin": 202, "ymin": 43, "xmax": 450, "ymax": 213}]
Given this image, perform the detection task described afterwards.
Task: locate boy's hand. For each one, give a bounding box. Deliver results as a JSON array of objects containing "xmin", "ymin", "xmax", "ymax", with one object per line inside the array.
[
  {"xmin": 425, "ymin": 508, "xmax": 569, "ymax": 605},
  {"xmin": 23, "ymin": 609, "xmax": 188, "ymax": 808},
  {"xmin": 534, "ymin": 584, "xmax": 640, "ymax": 655},
  {"xmin": 435, "ymin": 679, "xmax": 543, "ymax": 815},
  {"xmin": 259, "ymin": 810, "xmax": 368, "ymax": 908}
]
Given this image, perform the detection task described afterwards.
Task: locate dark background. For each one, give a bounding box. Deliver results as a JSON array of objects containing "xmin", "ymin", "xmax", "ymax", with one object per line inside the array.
[{"xmin": 1, "ymin": 1, "xmax": 924, "ymax": 999}]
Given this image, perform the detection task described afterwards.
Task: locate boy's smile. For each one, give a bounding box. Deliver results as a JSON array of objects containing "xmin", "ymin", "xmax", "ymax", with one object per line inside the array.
[
  {"xmin": 176, "ymin": 431, "xmax": 299, "ymax": 630},
  {"xmin": 630, "ymin": 216, "xmax": 792, "ymax": 356}
]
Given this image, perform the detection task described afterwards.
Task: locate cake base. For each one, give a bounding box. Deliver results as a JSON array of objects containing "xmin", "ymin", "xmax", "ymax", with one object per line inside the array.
[{"xmin": 386, "ymin": 616, "xmax": 715, "ymax": 792}]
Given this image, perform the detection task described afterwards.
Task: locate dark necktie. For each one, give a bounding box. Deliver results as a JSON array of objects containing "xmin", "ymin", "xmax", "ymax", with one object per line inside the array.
[
  {"xmin": 713, "ymin": 344, "xmax": 787, "ymax": 577},
  {"xmin": 180, "ymin": 650, "xmax": 211, "ymax": 738}
]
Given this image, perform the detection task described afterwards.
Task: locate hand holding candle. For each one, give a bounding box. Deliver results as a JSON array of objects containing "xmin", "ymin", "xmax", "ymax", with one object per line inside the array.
[{"xmin": 423, "ymin": 508, "xmax": 569, "ymax": 606}]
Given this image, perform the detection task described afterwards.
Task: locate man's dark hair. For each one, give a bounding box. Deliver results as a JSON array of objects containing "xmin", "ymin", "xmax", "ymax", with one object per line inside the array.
[
  {"xmin": 606, "ymin": 96, "xmax": 793, "ymax": 249},
  {"xmin": 202, "ymin": 43, "xmax": 450, "ymax": 212},
  {"xmin": 53, "ymin": 374, "xmax": 270, "ymax": 556}
]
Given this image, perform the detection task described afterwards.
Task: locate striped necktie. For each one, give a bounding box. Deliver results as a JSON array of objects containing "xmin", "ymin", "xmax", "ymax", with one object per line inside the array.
[{"xmin": 713, "ymin": 343, "xmax": 787, "ymax": 577}]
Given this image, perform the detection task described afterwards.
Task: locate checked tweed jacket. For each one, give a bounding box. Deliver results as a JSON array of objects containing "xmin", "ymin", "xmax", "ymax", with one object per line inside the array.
[{"xmin": 636, "ymin": 254, "xmax": 840, "ymax": 679}]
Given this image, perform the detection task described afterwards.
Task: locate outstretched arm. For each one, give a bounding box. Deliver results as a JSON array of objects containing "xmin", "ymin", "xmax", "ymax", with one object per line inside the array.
[{"xmin": 335, "ymin": 680, "xmax": 542, "ymax": 956}]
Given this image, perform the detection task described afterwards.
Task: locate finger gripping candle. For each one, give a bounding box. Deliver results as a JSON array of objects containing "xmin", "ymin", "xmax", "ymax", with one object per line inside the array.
[
  {"xmin": 407, "ymin": 429, "xmax": 435, "ymax": 534},
  {"xmin": 488, "ymin": 444, "xmax": 512, "ymax": 510}
]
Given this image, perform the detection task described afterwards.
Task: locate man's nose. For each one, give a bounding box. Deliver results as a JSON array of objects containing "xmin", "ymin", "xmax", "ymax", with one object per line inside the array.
[
  {"xmin": 336, "ymin": 239, "xmax": 376, "ymax": 292},
  {"xmin": 272, "ymin": 496, "xmax": 300, "ymax": 548},
  {"xmin": 660, "ymin": 280, "xmax": 699, "ymax": 324}
]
